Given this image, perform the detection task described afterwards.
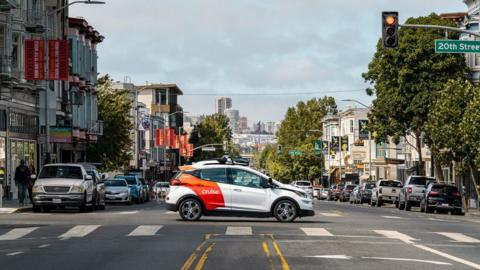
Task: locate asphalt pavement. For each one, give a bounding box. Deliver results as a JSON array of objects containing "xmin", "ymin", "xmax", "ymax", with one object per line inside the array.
[{"xmin": 1, "ymin": 199, "xmax": 480, "ymax": 270}]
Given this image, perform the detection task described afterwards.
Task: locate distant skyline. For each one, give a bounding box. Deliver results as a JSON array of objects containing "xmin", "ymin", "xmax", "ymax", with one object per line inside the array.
[{"xmin": 71, "ymin": 0, "xmax": 466, "ymax": 122}]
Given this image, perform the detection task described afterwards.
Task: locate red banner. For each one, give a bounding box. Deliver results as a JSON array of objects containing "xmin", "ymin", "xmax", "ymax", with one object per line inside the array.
[
  {"xmin": 187, "ymin": 144, "xmax": 194, "ymax": 157},
  {"xmin": 24, "ymin": 40, "xmax": 45, "ymax": 80},
  {"xmin": 48, "ymin": 40, "xmax": 69, "ymax": 80},
  {"xmin": 170, "ymin": 129, "xmax": 178, "ymax": 149}
]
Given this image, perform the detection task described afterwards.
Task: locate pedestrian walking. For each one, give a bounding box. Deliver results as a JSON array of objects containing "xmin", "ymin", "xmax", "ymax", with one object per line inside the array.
[
  {"xmin": 14, "ymin": 160, "xmax": 30, "ymax": 206},
  {"xmin": 28, "ymin": 164, "xmax": 36, "ymax": 204}
]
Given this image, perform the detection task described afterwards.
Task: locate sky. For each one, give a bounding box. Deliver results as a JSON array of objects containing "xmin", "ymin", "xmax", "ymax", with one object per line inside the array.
[{"xmin": 70, "ymin": 0, "xmax": 467, "ymax": 123}]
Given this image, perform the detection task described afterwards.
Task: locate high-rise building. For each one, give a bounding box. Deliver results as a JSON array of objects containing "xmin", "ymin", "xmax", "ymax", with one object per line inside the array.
[
  {"xmin": 225, "ymin": 109, "xmax": 240, "ymax": 133},
  {"xmin": 215, "ymin": 97, "xmax": 232, "ymax": 114},
  {"xmin": 238, "ymin": 117, "xmax": 249, "ymax": 133}
]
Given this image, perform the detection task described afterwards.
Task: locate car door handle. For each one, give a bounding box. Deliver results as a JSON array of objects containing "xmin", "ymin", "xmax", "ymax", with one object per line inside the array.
[{"xmin": 234, "ymin": 189, "xmax": 242, "ymax": 192}]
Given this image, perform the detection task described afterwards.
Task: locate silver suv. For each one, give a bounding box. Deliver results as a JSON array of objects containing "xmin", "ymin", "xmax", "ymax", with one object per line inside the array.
[
  {"xmin": 32, "ymin": 164, "xmax": 94, "ymax": 212},
  {"xmin": 398, "ymin": 175, "xmax": 436, "ymax": 211}
]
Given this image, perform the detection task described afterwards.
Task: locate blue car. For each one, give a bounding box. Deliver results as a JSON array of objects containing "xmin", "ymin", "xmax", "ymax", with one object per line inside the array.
[{"xmin": 114, "ymin": 175, "xmax": 144, "ymax": 203}]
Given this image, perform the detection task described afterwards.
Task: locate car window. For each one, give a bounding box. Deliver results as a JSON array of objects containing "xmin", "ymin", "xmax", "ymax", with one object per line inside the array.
[
  {"xmin": 295, "ymin": 181, "xmax": 311, "ymax": 186},
  {"xmin": 115, "ymin": 175, "xmax": 137, "ymax": 185},
  {"xmin": 346, "ymin": 185, "xmax": 356, "ymax": 190},
  {"xmin": 364, "ymin": 183, "xmax": 375, "ymax": 189},
  {"xmin": 431, "ymin": 185, "xmax": 459, "ymax": 194},
  {"xmin": 39, "ymin": 166, "xmax": 83, "ymax": 179},
  {"xmin": 379, "ymin": 181, "xmax": 402, "ymax": 187},
  {"xmin": 230, "ymin": 169, "xmax": 263, "ymax": 188},
  {"xmin": 199, "ymin": 168, "xmax": 228, "ymax": 183},
  {"xmin": 105, "ymin": 180, "xmax": 127, "ymax": 187},
  {"xmin": 409, "ymin": 177, "xmax": 434, "ymax": 185}
]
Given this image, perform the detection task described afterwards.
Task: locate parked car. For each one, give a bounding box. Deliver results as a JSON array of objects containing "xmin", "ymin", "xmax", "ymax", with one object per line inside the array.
[
  {"xmin": 114, "ymin": 175, "xmax": 144, "ymax": 203},
  {"xmin": 350, "ymin": 186, "xmax": 361, "ymax": 204},
  {"xmin": 398, "ymin": 176, "xmax": 436, "ymax": 211},
  {"xmin": 32, "ymin": 164, "xmax": 95, "ymax": 212},
  {"xmin": 313, "ymin": 187, "xmax": 321, "ymax": 199},
  {"xmin": 79, "ymin": 163, "xmax": 106, "ymax": 210},
  {"xmin": 319, "ymin": 188, "xmax": 329, "ymax": 200},
  {"xmin": 326, "ymin": 185, "xmax": 337, "ymax": 200},
  {"xmin": 340, "ymin": 184, "xmax": 357, "ymax": 202},
  {"xmin": 371, "ymin": 180, "xmax": 402, "ymax": 207},
  {"xmin": 291, "ymin": 181, "xmax": 313, "ymax": 198},
  {"xmin": 334, "ymin": 184, "xmax": 345, "ymax": 201},
  {"xmin": 104, "ymin": 179, "xmax": 131, "ymax": 204},
  {"xmin": 358, "ymin": 182, "xmax": 376, "ymax": 204},
  {"xmin": 139, "ymin": 177, "xmax": 150, "ymax": 202},
  {"xmin": 154, "ymin": 181, "xmax": 170, "ymax": 200},
  {"xmin": 420, "ymin": 183, "xmax": 464, "ymax": 215},
  {"xmin": 165, "ymin": 160, "xmax": 314, "ymax": 222}
]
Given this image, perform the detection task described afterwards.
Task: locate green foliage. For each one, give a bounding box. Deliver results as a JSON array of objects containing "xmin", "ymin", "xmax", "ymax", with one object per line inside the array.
[
  {"xmin": 363, "ymin": 13, "xmax": 468, "ymax": 146},
  {"xmin": 87, "ymin": 75, "xmax": 133, "ymax": 171},
  {"xmin": 255, "ymin": 97, "xmax": 335, "ymax": 182},
  {"xmin": 189, "ymin": 114, "xmax": 234, "ymax": 161}
]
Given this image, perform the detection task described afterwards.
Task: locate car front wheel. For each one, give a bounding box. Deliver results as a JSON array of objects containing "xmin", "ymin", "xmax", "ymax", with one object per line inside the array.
[
  {"xmin": 273, "ymin": 200, "xmax": 298, "ymax": 222},
  {"xmin": 179, "ymin": 198, "xmax": 203, "ymax": 221}
]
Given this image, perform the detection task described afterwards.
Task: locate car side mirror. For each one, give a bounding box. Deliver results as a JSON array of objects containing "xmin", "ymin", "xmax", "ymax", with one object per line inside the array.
[
  {"xmin": 101, "ymin": 174, "xmax": 106, "ymax": 180},
  {"xmin": 268, "ymin": 178, "xmax": 273, "ymax": 185},
  {"xmin": 30, "ymin": 174, "xmax": 36, "ymax": 180},
  {"xmin": 86, "ymin": 175, "xmax": 93, "ymax": 181}
]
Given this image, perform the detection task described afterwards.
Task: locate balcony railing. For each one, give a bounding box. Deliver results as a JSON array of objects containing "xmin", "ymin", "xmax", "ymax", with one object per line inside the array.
[
  {"xmin": 25, "ymin": 9, "xmax": 45, "ymax": 33},
  {"xmin": 87, "ymin": 120, "xmax": 103, "ymax": 136}
]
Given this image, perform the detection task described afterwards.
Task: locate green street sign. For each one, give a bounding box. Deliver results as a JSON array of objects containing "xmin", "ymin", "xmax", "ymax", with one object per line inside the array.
[
  {"xmin": 289, "ymin": 150, "xmax": 302, "ymax": 156},
  {"xmin": 435, "ymin": 39, "xmax": 480, "ymax": 54}
]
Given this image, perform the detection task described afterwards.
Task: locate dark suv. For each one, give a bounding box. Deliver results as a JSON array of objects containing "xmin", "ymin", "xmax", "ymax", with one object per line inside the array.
[
  {"xmin": 420, "ymin": 183, "xmax": 464, "ymax": 215},
  {"xmin": 358, "ymin": 182, "xmax": 376, "ymax": 204},
  {"xmin": 339, "ymin": 184, "xmax": 357, "ymax": 202}
]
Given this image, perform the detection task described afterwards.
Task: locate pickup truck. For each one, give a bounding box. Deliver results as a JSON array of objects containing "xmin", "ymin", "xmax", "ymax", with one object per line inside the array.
[
  {"xmin": 398, "ymin": 175, "xmax": 436, "ymax": 211},
  {"xmin": 370, "ymin": 180, "xmax": 403, "ymax": 207}
]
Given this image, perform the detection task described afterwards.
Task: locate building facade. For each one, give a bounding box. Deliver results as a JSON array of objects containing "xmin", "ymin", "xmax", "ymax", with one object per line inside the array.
[
  {"xmin": 214, "ymin": 97, "xmax": 231, "ymax": 115},
  {"xmin": 224, "ymin": 109, "xmax": 239, "ymax": 133}
]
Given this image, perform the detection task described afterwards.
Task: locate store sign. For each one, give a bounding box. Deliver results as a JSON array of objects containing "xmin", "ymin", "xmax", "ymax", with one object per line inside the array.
[
  {"xmin": 359, "ymin": 120, "xmax": 369, "ymax": 140},
  {"xmin": 48, "ymin": 40, "xmax": 69, "ymax": 80},
  {"xmin": 49, "ymin": 127, "xmax": 72, "ymax": 143},
  {"xmin": 24, "ymin": 39, "xmax": 45, "ymax": 80}
]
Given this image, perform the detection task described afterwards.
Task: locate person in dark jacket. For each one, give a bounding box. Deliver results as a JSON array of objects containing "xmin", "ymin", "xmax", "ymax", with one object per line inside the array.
[{"xmin": 14, "ymin": 160, "xmax": 30, "ymax": 206}]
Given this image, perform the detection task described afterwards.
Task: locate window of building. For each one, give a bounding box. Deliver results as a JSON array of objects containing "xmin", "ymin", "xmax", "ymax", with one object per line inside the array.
[
  {"xmin": 350, "ymin": 120, "xmax": 354, "ymax": 133},
  {"xmin": 376, "ymin": 142, "xmax": 387, "ymax": 158}
]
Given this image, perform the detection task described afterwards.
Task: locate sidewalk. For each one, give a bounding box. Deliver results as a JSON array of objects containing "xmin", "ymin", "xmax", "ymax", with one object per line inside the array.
[{"xmin": 0, "ymin": 199, "xmax": 32, "ymax": 213}]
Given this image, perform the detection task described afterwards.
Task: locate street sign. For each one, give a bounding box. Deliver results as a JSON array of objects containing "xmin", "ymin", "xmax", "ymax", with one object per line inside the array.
[
  {"xmin": 435, "ymin": 39, "xmax": 480, "ymax": 54},
  {"xmin": 201, "ymin": 147, "xmax": 216, "ymax": 152},
  {"xmin": 289, "ymin": 150, "xmax": 302, "ymax": 156}
]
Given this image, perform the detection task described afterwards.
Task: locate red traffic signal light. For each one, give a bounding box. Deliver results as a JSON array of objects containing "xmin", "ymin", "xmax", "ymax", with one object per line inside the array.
[{"xmin": 382, "ymin": 12, "xmax": 399, "ymax": 49}]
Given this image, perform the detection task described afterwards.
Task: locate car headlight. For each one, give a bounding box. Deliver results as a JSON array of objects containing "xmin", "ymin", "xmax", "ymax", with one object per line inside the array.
[
  {"xmin": 71, "ymin": 185, "xmax": 85, "ymax": 193},
  {"xmin": 32, "ymin": 185, "xmax": 44, "ymax": 193},
  {"xmin": 294, "ymin": 191, "xmax": 308, "ymax": 198}
]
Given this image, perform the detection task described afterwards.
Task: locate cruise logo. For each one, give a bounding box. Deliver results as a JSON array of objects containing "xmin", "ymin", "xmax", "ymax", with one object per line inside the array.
[{"xmin": 201, "ymin": 189, "xmax": 220, "ymax": 195}]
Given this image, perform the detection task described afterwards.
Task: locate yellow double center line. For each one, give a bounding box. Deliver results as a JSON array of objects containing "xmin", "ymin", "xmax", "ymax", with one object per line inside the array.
[
  {"xmin": 181, "ymin": 234, "xmax": 216, "ymax": 270},
  {"xmin": 261, "ymin": 234, "xmax": 290, "ymax": 270}
]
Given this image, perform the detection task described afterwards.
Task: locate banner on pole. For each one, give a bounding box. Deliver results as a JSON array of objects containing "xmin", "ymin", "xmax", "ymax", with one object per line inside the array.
[
  {"xmin": 48, "ymin": 40, "xmax": 69, "ymax": 80},
  {"xmin": 24, "ymin": 39, "xmax": 45, "ymax": 80}
]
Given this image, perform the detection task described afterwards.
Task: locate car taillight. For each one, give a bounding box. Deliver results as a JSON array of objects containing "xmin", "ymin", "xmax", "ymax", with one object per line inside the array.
[
  {"xmin": 452, "ymin": 191, "xmax": 461, "ymax": 197},
  {"xmin": 170, "ymin": 179, "xmax": 182, "ymax": 186},
  {"xmin": 407, "ymin": 187, "xmax": 413, "ymax": 193},
  {"xmin": 379, "ymin": 188, "xmax": 382, "ymax": 194},
  {"xmin": 429, "ymin": 191, "xmax": 439, "ymax": 196}
]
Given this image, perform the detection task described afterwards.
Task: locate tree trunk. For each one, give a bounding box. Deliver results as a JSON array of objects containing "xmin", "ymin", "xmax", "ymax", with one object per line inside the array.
[
  {"xmin": 469, "ymin": 163, "xmax": 480, "ymax": 211},
  {"xmin": 415, "ymin": 131, "xmax": 425, "ymax": 175},
  {"xmin": 433, "ymin": 152, "xmax": 445, "ymax": 183}
]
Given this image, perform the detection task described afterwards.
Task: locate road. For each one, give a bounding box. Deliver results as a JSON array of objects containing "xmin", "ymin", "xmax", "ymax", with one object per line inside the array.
[{"xmin": 1, "ymin": 200, "xmax": 480, "ymax": 270}]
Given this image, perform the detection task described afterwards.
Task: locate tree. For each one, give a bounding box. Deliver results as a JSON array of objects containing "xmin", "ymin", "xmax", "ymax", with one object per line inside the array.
[
  {"xmin": 87, "ymin": 75, "xmax": 133, "ymax": 171},
  {"xmin": 189, "ymin": 114, "xmax": 234, "ymax": 161},
  {"xmin": 362, "ymin": 13, "xmax": 468, "ymax": 174}
]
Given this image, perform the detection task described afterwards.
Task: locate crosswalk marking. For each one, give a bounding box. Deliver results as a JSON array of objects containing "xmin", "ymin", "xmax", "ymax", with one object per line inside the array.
[
  {"xmin": 116, "ymin": 211, "xmax": 139, "ymax": 215},
  {"xmin": 225, "ymin": 226, "xmax": 252, "ymax": 235},
  {"xmin": 58, "ymin": 225, "xmax": 100, "ymax": 239},
  {"xmin": 7, "ymin": 252, "xmax": 24, "ymax": 256},
  {"xmin": 436, "ymin": 232, "xmax": 480, "ymax": 243},
  {"xmin": 128, "ymin": 225, "xmax": 163, "ymax": 236},
  {"xmin": 382, "ymin": 216, "xmax": 402, "ymax": 219},
  {"xmin": 374, "ymin": 230, "xmax": 417, "ymax": 244},
  {"xmin": 319, "ymin": 213, "xmax": 341, "ymax": 217},
  {"xmin": 301, "ymin": 228, "xmax": 333, "ymax": 236},
  {"xmin": 0, "ymin": 227, "xmax": 39, "ymax": 240}
]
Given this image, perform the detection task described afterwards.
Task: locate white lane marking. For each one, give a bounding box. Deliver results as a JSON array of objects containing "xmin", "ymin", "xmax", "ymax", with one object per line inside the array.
[
  {"xmin": 163, "ymin": 211, "xmax": 176, "ymax": 215},
  {"xmin": 414, "ymin": 244, "xmax": 480, "ymax": 269},
  {"xmin": 301, "ymin": 228, "xmax": 333, "ymax": 236},
  {"xmin": 382, "ymin": 216, "xmax": 402, "ymax": 219},
  {"xmin": 58, "ymin": 225, "xmax": 100, "ymax": 239},
  {"xmin": 319, "ymin": 213, "xmax": 341, "ymax": 217},
  {"xmin": 38, "ymin": 244, "xmax": 50, "ymax": 248},
  {"xmin": 0, "ymin": 227, "xmax": 39, "ymax": 241},
  {"xmin": 373, "ymin": 230, "xmax": 417, "ymax": 244},
  {"xmin": 7, "ymin": 251, "xmax": 23, "ymax": 256},
  {"xmin": 362, "ymin": 257, "xmax": 452, "ymax": 265},
  {"xmin": 225, "ymin": 226, "xmax": 252, "ymax": 235},
  {"xmin": 127, "ymin": 225, "xmax": 163, "ymax": 236},
  {"xmin": 116, "ymin": 211, "xmax": 139, "ymax": 215},
  {"xmin": 436, "ymin": 232, "xmax": 480, "ymax": 243},
  {"xmin": 305, "ymin": 255, "xmax": 351, "ymax": 259}
]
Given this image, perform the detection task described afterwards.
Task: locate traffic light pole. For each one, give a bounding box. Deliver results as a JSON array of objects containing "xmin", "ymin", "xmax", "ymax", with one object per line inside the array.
[{"xmin": 399, "ymin": 24, "xmax": 480, "ymax": 38}]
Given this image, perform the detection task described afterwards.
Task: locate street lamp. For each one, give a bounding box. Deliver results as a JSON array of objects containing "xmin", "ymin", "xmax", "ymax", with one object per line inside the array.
[
  {"xmin": 43, "ymin": 0, "xmax": 105, "ymax": 164},
  {"xmin": 342, "ymin": 99, "xmax": 373, "ymax": 182}
]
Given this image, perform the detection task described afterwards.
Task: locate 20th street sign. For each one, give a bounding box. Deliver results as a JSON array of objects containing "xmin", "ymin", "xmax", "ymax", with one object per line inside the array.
[{"xmin": 435, "ymin": 39, "xmax": 480, "ymax": 53}]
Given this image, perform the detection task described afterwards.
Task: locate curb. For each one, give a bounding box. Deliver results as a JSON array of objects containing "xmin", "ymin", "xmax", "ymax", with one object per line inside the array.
[{"xmin": 12, "ymin": 206, "xmax": 33, "ymax": 213}]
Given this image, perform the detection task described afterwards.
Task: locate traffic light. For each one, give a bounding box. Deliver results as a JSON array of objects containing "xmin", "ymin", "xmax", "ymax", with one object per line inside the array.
[{"xmin": 382, "ymin": 12, "xmax": 399, "ymax": 49}]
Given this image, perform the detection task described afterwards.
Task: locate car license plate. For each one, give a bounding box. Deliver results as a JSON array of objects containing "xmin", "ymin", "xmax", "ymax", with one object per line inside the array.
[
  {"xmin": 392, "ymin": 189, "xmax": 396, "ymax": 193},
  {"xmin": 442, "ymin": 203, "xmax": 449, "ymax": 207},
  {"xmin": 106, "ymin": 195, "xmax": 115, "ymax": 199},
  {"xmin": 52, "ymin": 198, "xmax": 61, "ymax": 204}
]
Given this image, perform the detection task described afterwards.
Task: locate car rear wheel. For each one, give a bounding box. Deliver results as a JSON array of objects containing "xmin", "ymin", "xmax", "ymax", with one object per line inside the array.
[
  {"xmin": 273, "ymin": 200, "xmax": 298, "ymax": 222},
  {"xmin": 405, "ymin": 200, "xmax": 412, "ymax": 211},
  {"xmin": 179, "ymin": 198, "xmax": 203, "ymax": 221}
]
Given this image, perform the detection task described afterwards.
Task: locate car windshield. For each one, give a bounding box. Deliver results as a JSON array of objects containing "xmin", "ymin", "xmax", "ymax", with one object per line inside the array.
[
  {"xmin": 295, "ymin": 181, "xmax": 311, "ymax": 187},
  {"xmin": 105, "ymin": 180, "xmax": 127, "ymax": 187},
  {"xmin": 431, "ymin": 185, "xmax": 459, "ymax": 195},
  {"xmin": 115, "ymin": 176, "xmax": 136, "ymax": 185},
  {"xmin": 410, "ymin": 177, "xmax": 435, "ymax": 185},
  {"xmin": 39, "ymin": 166, "xmax": 83, "ymax": 179},
  {"xmin": 365, "ymin": 183, "xmax": 375, "ymax": 189},
  {"xmin": 346, "ymin": 185, "xmax": 356, "ymax": 190},
  {"xmin": 380, "ymin": 181, "xmax": 402, "ymax": 187}
]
